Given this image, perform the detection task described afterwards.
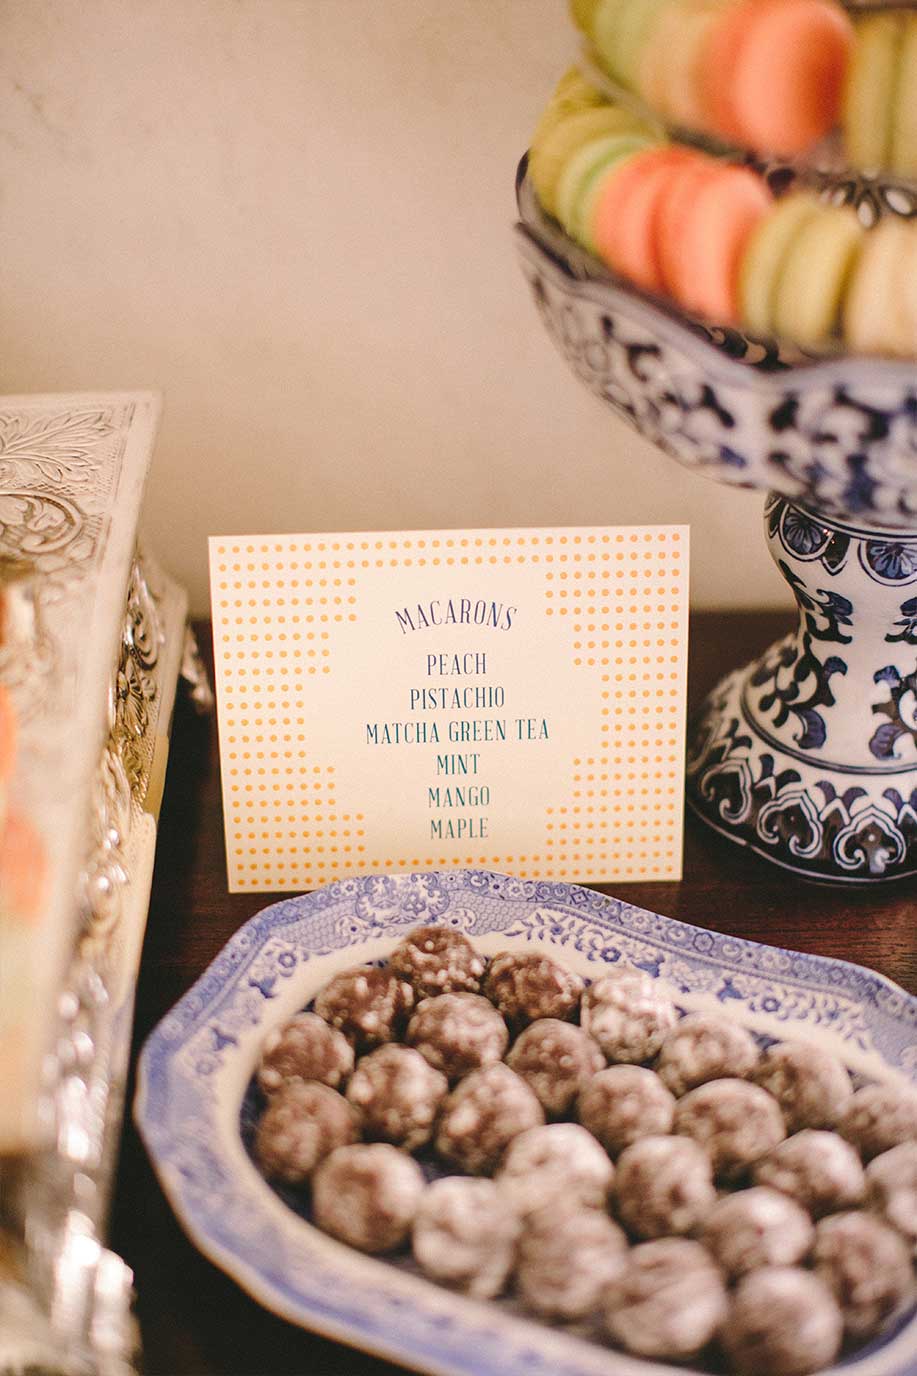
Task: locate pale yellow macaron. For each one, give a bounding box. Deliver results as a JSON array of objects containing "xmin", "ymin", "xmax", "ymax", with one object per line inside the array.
[
  {"xmin": 843, "ymin": 12, "xmax": 903, "ymax": 171},
  {"xmin": 555, "ymin": 131, "xmax": 657, "ymax": 245},
  {"xmin": 845, "ymin": 218, "xmax": 917, "ymax": 358},
  {"xmin": 532, "ymin": 67, "xmax": 607, "ymax": 149},
  {"xmin": 740, "ymin": 193, "xmax": 823, "ymax": 337},
  {"xmin": 891, "ymin": 15, "xmax": 917, "ymax": 178},
  {"xmin": 772, "ymin": 204, "xmax": 863, "ymax": 347},
  {"xmin": 639, "ymin": 0, "xmax": 733, "ymax": 129},
  {"xmin": 529, "ymin": 103, "xmax": 650, "ymax": 218}
]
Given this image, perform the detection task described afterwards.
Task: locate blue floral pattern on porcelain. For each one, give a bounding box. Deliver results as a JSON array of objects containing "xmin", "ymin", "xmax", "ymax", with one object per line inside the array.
[
  {"xmin": 137, "ymin": 872, "xmax": 917, "ymax": 1376},
  {"xmin": 516, "ymin": 162, "xmax": 917, "ymax": 882}
]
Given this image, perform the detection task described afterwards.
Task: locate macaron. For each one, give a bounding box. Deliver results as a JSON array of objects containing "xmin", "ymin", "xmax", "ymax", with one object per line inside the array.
[
  {"xmin": 640, "ymin": 0, "xmax": 733, "ymax": 129},
  {"xmin": 556, "ymin": 132, "xmax": 658, "ymax": 247},
  {"xmin": 593, "ymin": 0, "xmax": 674, "ymax": 91},
  {"xmin": 570, "ymin": 0, "xmax": 605, "ymax": 38},
  {"xmin": 530, "ymin": 104, "xmax": 650, "ymax": 218},
  {"xmin": 0, "ymin": 812, "xmax": 46, "ymax": 923},
  {"xmin": 593, "ymin": 144, "xmax": 697, "ymax": 292},
  {"xmin": 533, "ymin": 67, "xmax": 608, "ymax": 149},
  {"xmin": 843, "ymin": 12, "xmax": 903, "ymax": 171},
  {"xmin": 891, "ymin": 15, "xmax": 917, "ymax": 178},
  {"xmin": 739, "ymin": 192, "xmax": 822, "ymax": 336},
  {"xmin": 701, "ymin": 0, "xmax": 853, "ymax": 156},
  {"xmin": 845, "ymin": 218, "xmax": 917, "ymax": 358},
  {"xmin": 660, "ymin": 161, "xmax": 773, "ymax": 322},
  {"xmin": 772, "ymin": 204, "xmax": 863, "ymax": 347},
  {"xmin": 0, "ymin": 685, "xmax": 16, "ymax": 782}
]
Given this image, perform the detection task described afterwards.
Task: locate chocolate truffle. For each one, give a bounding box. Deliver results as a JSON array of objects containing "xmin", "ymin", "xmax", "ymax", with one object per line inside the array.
[
  {"xmin": 866, "ymin": 1140, "xmax": 917, "ymax": 1250},
  {"xmin": 314, "ymin": 964, "xmax": 414, "ymax": 1052},
  {"xmin": 813, "ymin": 1210, "xmax": 915, "ymax": 1341},
  {"xmin": 406, "ymin": 992, "xmax": 508, "ymax": 1081},
  {"xmin": 412, "ymin": 1177, "xmax": 521, "ymax": 1299},
  {"xmin": 702, "ymin": 1187, "xmax": 814, "ymax": 1279},
  {"xmin": 656, "ymin": 1012, "xmax": 760, "ymax": 1097},
  {"xmin": 312, "ymin": 1143, "xmax": 425, "ymax": 1253},
  {"xmin": 435, "ymin": 1063, "xmax": 544, "ymax": 1175},
  {"xmin": 720, "ymin": 1266, "xmax": 843, "ymax": 1376},
  {"xmin": 753, "ymin": 1040, "xmax": 852, "ymax": 1134},
  {"xmin": 753, "ymin": 1129, "xmax": 865, "ymax": 1218},
  {"xmin": 506, "ymin": 1018, "xmax": 604, "ymax": 1117},
  {"xmin": 389, "ymin": 924, "xmax": 486, "ymax": 998},
  {"xmin": 257, "ymin": 1011, "xmax": 355, "ymax": 1095},
  {"xmin": 483, "ymin": 950, "xmax": 583, "ymax": 1031},
  {"xmin": 254, "ymin": 1080, "xmax": 357, "ymax": 1184},
  {"xmin": 602, "ymin": 1237, "xmax": 728, "ymax": 1361},
  {"xmin": 581, "ymin": 967, "xmax": 678, "ymax": 1063},
  {"xmin": 614, "ymin": 1134, "xmax": 716, "ymax": 1239},
  {"xmin": 674, "ymin": 1078, "xmax": 786, "ymax": 1183},
  {"xmin": 497, "ymin": 1122, "xmax": 615, "ymax": 1217},
  {"xmin": 578, "ymin": 1065, "xmax": 676, "ymax": 1156},
  {"xmin": 345, "ymin": 1044, "xmax": 448, "ymax": 1152},
  {"xmin": 517, "ymin": 1204, "xmax": 628, "ymax": 1321},
  {"xmin": 839, "ymin": 1081, "xmax": 917, "ymax": 1160}
]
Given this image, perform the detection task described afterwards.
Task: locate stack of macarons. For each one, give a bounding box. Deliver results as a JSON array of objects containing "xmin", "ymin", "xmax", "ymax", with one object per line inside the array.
[
  {"xmin": 844, "ymin": 10, "xmax": 917, "ymax": 179},
  {"xmin": 574, "ymin": 0, "xmax": 854, "ymax": 158},
  {"xmin": 528, "ymin": 73, "xmax": 917, "ymax": 356}
]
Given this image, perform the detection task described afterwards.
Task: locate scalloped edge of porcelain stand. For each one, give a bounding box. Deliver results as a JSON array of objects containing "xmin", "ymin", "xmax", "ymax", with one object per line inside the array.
[{"xmin": 515, "ymin": 160, "xmax": 917, "ymax": 882}]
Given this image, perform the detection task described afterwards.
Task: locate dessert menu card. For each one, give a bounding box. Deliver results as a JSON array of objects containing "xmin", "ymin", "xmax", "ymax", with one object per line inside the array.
[{"xmin": 209, "ymin": 525, "xmax": 689, "ymax": 890}]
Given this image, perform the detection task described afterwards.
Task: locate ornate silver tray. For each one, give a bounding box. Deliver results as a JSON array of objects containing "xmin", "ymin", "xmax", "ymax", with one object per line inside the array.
[{"xmin": 0, "ymin": 393, "xmax": 197, "ymax": 1376}]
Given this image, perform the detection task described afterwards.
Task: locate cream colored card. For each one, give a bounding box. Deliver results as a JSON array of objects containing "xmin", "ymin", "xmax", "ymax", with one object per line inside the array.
[{"xmin": 209, "ymin": 526, "xmax": 689, "ymax": 890}]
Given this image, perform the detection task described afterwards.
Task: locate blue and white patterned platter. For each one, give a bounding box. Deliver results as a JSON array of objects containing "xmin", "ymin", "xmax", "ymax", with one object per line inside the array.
[{"xmin": 136, "ymin": 870, "xmax": 917, "ymax": 1376}]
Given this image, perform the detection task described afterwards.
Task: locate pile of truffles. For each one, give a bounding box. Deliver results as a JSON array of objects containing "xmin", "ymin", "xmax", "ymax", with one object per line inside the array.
[{"xmin": 251, "ymin": 925, "xmax": 917, "ymax": 1375}]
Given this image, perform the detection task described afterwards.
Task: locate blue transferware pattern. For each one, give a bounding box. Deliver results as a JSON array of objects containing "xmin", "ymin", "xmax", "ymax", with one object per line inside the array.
[
  {"xmin": 137, "ymin": 872, "xmax": 917, "ymax": 1376},
  {"xmin": 516, "ymin": 164, "xmax": 917, "ymax": 881}
]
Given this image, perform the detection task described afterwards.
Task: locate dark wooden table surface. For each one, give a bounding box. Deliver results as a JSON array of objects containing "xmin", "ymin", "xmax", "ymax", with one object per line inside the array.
[{"xmin": 111, "ymin": 612, "xmax": 917, "ymax": 1376}]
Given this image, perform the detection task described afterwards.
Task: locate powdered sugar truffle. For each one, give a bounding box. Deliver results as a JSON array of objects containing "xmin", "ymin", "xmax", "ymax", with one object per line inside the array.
[
  {"xmin": 578, "ymin": 1064, "xmax": 676, "ymax": 1156},
  {"xmin": 506, "ymin": 1018, "xmax": 604, "ymax": 1117},
  {"xmin": 257, "ymin": 1011, "xmax": 355, "ymax": 1095},
  {"xmin": 656, "ymin": 1012, "xmax": 759, "ymax": 1097},
  {"xmin": 720, "ymin": 1267, "xmax": 843, "ymax": 1376},
  {"xmin": 602, "ymin": 1238, "xmax": 728, "ymax": 1361},
  {"xmin": 497, "ymin": 1122, "xmax": 614, "ymax": 1216},
  {"xmin": 614, "ymin": 1134, "xmax": 716, "ymax": 1239},
  {"xmin": 412, "ymin": 1177, "xmax": 520, "ymax": 1299},
  {"xmin": 517, "ymin": 1205, "xmax": 628, "ymax": 1320},
  {"xmin": 753, "ymin": 1040, "xmax": 852, "ymax": 1133},
  {"xmin": 406, "ymin": 992, "xmax": 508, "ymax": 1081},
  {"xmin": 254, "ymin": 1080, "xmax": 357, "ymax": 1184},
  {"xmin": 702, "ymin": 1187, "xmax": 814, "ymax": 1279},
  {"xmin": 581, "ymin": 967, "xmax": 678, "ymax": 1063},
  {"xmin": 866, "ymin": 1141, "xmax": 917, "ymax": 1250},
  {"xmin": 839, "ymin": 1081, "xmax": 917, "ymax": 1160},
  {"xmin": 674, "ymin": 1078, "xmax": 786, "ymax": 1183},
  {"xmin": 483, "ymin": 951, "xmax": 583, "ymax": 1031},
  {"xmin": 813, "ymin": 1210, "xmax": 914, "ymax": 1341},
  {"xmin": 754, "ymin": 1129, "xmax": 865, "ymax": 1217},
  {"xmin": 312, "ymin": 1143, "xmax": 425, "ymax": 1253},
  {"xmin": 314, "ymin": 965, "xmax": 414, "ymax": 1053},
  {"xmin": 345, "ymin": 1044, "xmax": 447, "ymax": 1152},
  {"xmin": 435, "ymin": 1063, "xmax": 544, "ymax": 1174},
  {"xmin": 390, "ymin": 924, "xmax": 486, "ymax": 998}
]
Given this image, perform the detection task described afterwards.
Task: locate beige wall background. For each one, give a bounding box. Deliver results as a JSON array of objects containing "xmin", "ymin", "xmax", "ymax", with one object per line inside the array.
[{"xmin": 1, "ymin": 0, "xmax": 788, "ymax": 617}]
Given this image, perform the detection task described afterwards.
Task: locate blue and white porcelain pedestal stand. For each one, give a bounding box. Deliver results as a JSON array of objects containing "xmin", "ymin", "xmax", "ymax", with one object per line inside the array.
[
  {"xmin": 689, "ymin": 496, "xmax": 917, "ymax": 881},
  {"xmin": 516, "ymin": 161, "xmax": 917, "ymax": 883}
]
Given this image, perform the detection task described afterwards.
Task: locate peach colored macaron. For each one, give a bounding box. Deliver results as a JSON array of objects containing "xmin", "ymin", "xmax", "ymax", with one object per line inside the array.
[
  {"xmin": 592, "ymin": 145, "xmax": 696, "ymax": 292},
  {"xmin": 0, "ymin": 811, "xmax": 47, "ymax": 923},
  {"xmin": 659, "ymin": 161, "xmax": 772, "ymax": 322},
  {"xmin": 700, "ymin": 0, "xmax": 853, "ymax": 155}
]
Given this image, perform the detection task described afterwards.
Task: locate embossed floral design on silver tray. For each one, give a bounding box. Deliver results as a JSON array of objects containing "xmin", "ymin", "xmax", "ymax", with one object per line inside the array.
[{"xmin": 137, "ymin": 870, "xmax": 917, "ymax": 1376}]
